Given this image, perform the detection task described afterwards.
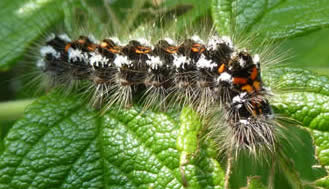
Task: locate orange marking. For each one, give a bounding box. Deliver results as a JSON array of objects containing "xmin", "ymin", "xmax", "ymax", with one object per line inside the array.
[
  {"xmin": 218, "ymin": 64, "xmax": 225, "ymax": 73},
  {"xmin": 87, "ymin": 44, "xmax": 97, "ymax": 51},
  {"xmin": 107, "ymin": 46, "xmax": 121, "ymax": 54},
  {"xmin": 192, "ymin": 43, "xmax": 201, "ymax": 47},
  {"xmin": 135, "ymin": 46, "xmax": 151, "ymax": 54},
  {"xmin": 191, "ymin": 43, "xmax": 205, "ymax": 53},
  {"xmin": 164, "ymin": 46, "xmax": 178, "ymax": 54},
  {"xmin": 253, "ymin": 81, "xmax": 261, "ymax": 91},
  {"xmin": 241, "ymin": 84, "xmax": 254, "ymax": 93},
  {"xmin": 100, "ymin": 42, "xmax": 108, "ymax": 48},
  {"xmin": 191, "ymin": 47, "xmax": 199, "ymax": 52},
  {"xmin": 64, "ymin": 43, "xmax": 71, "ymax": 52},
  {"xmin": 250, "ymin": 67, "xmax": 258, "ymax": 80},
  {"xmin": 233, "ymin": 77, "xmax": 248, "ymax": 85}
]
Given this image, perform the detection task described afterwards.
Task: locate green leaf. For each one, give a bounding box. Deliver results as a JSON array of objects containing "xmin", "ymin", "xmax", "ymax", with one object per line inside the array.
[
  {"xmin": 0, "ymin": 0, "xmax": 65, "ymax": 71},
  {"xmin": 263, "ymin": 68, "xmax": 329, "ymax": 96},
  {"xmin": 275, "ymin": 126, "xmax": 326, "ymax": 188},
  {"xmin": 273, "ymin": 92, "xmax": 329, "ymax": 131},
  {"xmin": 312, "ymin": 130, "xmax": 329, "ymax": 166},
  {"xmin": 249, "ymin": 0, "xmax": 329, "ymax": 40},
  {"xmin": 0, "ymin": 92, "xmax": 225, "ymax": 188},
  {"xmin": 162, "ymin": 0, "xmax": 211, "ymax": 34},
  {"xmin": 229, "ymin": 124, "xmax": 326, "ymax": 189},
  {"xmin": 176, "ymin": 107, "xmax": 225, "ymax": 188},
  {"xmin": 212, "ymin": 0, "xmax": 329, "ymax": 39},
  {"xmin": 262, "ymin": 68, "xmax": 329, "ymax": 187},
  {"xmin": 263, "ymin": 68, "xmax": 329, "ymax": 131},
  {"xmin": 177, "ymin": 107, "xmax": 201, "ymax": 153},
  {"xmin": 280, "ymin": 28, "xmax": 329, "ymax": 76},
  {"xmin": 211, "ymin": 0, "xmax": 233, "ymax": 35},
  {"xmin": 246, "ymin": 177, "xmax": 266, "ymax": 189}
]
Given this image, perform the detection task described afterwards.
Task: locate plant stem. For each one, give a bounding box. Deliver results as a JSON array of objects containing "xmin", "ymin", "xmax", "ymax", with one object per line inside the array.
[{"xmin": 0, "ymin": 99, "xmax": 35, "ymax": 121}]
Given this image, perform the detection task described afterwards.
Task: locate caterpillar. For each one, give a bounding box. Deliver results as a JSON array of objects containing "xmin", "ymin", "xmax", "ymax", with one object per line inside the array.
[{"xmin": 38, "ymin": 33, "xmax": 275, "ymax": 155}]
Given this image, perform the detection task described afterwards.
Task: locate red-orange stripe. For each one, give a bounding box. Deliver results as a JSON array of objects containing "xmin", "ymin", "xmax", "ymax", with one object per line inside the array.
[
  {"xmin": 233, "ymin": 77, "xmax": 248, "ymax": 85},
  {"xmin": 250, "ymin": 67, "xmax": 258, "ymax": 80}
]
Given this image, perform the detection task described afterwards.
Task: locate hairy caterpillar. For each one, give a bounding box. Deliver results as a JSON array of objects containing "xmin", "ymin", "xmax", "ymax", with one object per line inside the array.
[
  {"xmin": 3, "ymin": 1, "xmax": 328, "ymax": 189},
  {"xmin": 38, "ymin": 33, "xmax": 275, "ymax": 156}
]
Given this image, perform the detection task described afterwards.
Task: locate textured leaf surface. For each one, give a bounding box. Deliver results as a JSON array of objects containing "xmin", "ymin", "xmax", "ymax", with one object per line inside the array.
[
  {"xmin": 263, "ymin": 68, "xmax": 329, "ymax": 187},
  {"xmin": 0, "ymin": 0, "xmax": 64, "ymax": 71},
  {"xmin": 263, "ymin": 68, "xmax": 329, "ymax": 96},
  {"xmin": 263, "ymin": 68, "xmax": 329, "ymax": 131},
  {"xmin": 212, "ymin": 0, "xmax": 329, "ymax": 39},
  {"xmin": 249, "ymin": 0, "xmax": 329, "ymax": 39},
  {"xmin": 273, "ymin": 92, "xmax": 329, "ymax": 131},
  {"xmin": 211, "ymin": 0, "xmax": 233, "ymax": 35},
  {"xmin": 312, "ymin": 130, "xmax": 329, "ymax": 166},
  {"xmin": 264, "ymin": 68, "xmax": 328, "ymax": 130},
  {"xmin": 0, "ymin": 92, "xmax": 224, "ymax": 189}
]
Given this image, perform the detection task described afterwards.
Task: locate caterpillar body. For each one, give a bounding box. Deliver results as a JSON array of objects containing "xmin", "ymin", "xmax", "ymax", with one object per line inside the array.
[{"xmin": 38, "ymin": 33, "xmax": 275, "ymax": 153}]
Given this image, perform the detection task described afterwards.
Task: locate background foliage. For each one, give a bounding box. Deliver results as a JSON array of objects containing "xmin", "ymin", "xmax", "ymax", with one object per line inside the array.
[{"xmin": 0, "ymin": 0, "xmax": 328, "ymax": 188}]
